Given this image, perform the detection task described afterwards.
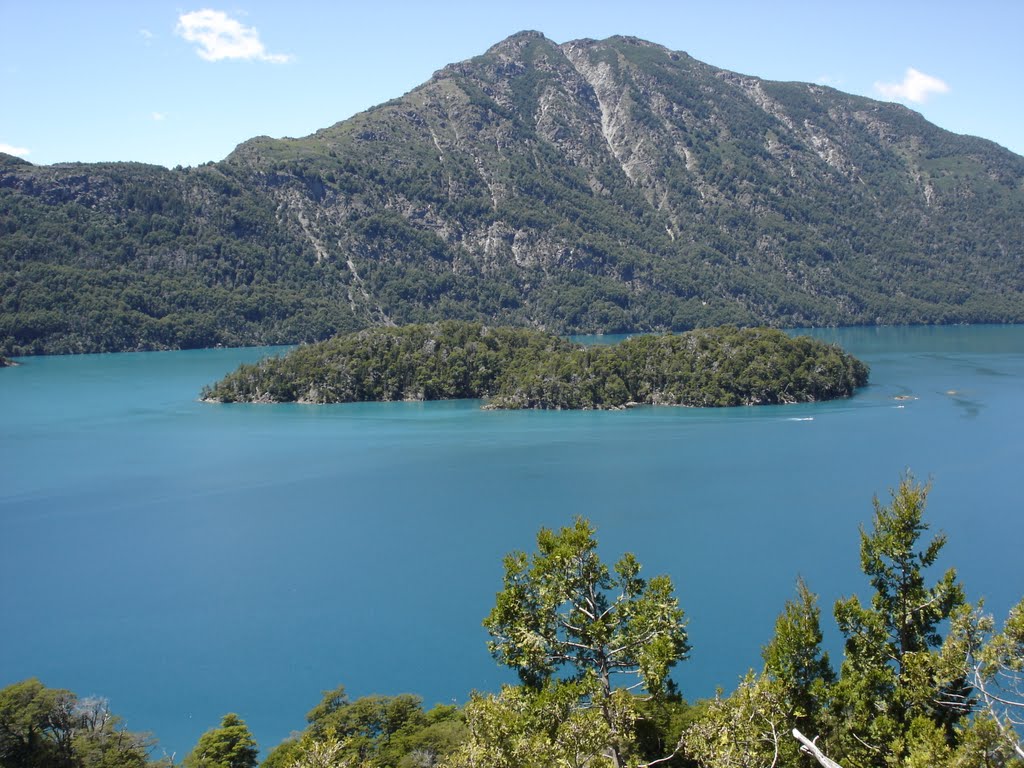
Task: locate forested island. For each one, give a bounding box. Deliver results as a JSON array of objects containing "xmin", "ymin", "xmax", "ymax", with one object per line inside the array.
[
  {"xmin": 3, "ymin": 475, "xmax": 1023, "ymax": 768},
  {"xmin": 200, "ymin": 321, "xmax": 869, "ymax": 409}
]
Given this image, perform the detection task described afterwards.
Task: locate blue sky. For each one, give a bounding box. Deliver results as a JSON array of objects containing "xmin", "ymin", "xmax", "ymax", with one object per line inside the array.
[{"xmin": 3, "ymin": 1, "xmax": 1022, "ymax": 168}]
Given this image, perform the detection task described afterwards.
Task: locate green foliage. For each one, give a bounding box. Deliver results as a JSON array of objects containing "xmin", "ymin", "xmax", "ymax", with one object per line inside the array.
[
  {"xmin": 761, "ymin": 578, "xmax": 835, "ymax": 747},
  {"xmin": 201, "ymin": 321, "xmax": 575, "ymax": 404},
  {"xmin": 942, "ymin": 599, "xmax": 1024, "ymax": 761},
  {"xmin": 445, "ymin": 684, "xmax": 616, "ymax": 768},
  {"xmin": 832, "ymin": 473, "xmax": 968, "ymax": 765},
  {"xmin": 0, "ymin": 679, "xmax": 160, "ymax": 768},
  {"xmin": 183, "ymin": 713, "xmax": 258, "ymax": 768},
  {"xmin": 485, "ymin": 517, "xmax": 690, "ymax": 693},
  {"xmin": 69, "ymin": 697, "xmax": 155, "ymax": 768},
  {"xmin": 682, "ymin": 580, "xmax": 834, "ymax": 767},
  {"xmin": 201, "ymin": 321, "xmax": 869, "ymax": 409},
  {"xmin": 262, "ymin": 686, "xmax": 467, "ymax": 768},
  {"xmin": 943, "ymin": 711, "xmax": 1024, "ymax": 767},
  {"xmin": 483, "ymin": 517, "xmax": 689, "ymax": 767},
  {"xmin": 682, "ymin": 672, "xmax": 790, "ymax": 768},
  {"xmin": 679, "ymin": 474, "xmax": 1013, "ymax": 768},
  {"xmin": 630, "ymin": 695, "xmax": 695, "ymax": 768},
  {"xmin": 0, "ymin": 678, "xmax": 76, "ymax": 768}
]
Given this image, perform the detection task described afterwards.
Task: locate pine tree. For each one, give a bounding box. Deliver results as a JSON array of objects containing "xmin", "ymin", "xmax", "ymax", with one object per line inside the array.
[
  {"xmin": 832, "ymin": 474, "xmax": 967, "ymax": 765},
  {"xmin": 762, "ymin": 577, "xmax": 835, "ymax": 748}
]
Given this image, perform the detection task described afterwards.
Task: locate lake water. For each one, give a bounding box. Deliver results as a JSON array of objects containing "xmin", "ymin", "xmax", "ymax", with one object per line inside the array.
[{"xmin": 1, "ymin": 325, "xmax": 1022, "ymax": 761}]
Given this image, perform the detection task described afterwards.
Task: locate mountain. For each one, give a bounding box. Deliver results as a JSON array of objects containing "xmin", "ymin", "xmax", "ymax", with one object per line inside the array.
[{"xmin": 2, "ymin": 31, "xmax": 1023, "ymax": 355}]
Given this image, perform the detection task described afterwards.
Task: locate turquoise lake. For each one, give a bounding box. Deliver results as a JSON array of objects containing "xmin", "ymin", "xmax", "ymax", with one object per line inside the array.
[{"xmin": 1, "ymin": 325, "xmax": 1022, "ymax": 760}]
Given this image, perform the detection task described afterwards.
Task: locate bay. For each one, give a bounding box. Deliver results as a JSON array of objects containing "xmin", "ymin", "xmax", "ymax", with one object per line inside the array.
[{"xmin": 1, "ymin": 325, "xmax": 1022, "ymax": 761}]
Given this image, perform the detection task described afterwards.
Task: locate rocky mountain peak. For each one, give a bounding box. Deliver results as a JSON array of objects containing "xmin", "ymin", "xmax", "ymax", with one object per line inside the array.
[
  {"xmin": 485, "ymin": 29, "xmax": 549, "ymax": 53},
  {"xmin": 2, "ymin": 33, "xmax": 1023, "ymax": 356}
]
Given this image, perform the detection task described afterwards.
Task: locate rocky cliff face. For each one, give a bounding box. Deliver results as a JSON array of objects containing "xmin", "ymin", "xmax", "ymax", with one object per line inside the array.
[{"xmin": 2, "ymin": 32, "xmax": 1023, "ymax": 354}]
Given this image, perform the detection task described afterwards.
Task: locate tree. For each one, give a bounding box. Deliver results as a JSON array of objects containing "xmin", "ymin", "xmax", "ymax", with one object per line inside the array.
[
  {"xmin": 482, "ymin": 517, "xmax": 690, "ymax": 768},
  {"xmin": 446, "ymin": 683, "xmax": 615, "ymax": 768},
  {"xmin": 308, "ymin": 691, "xmax": 430, "ymax": 766},
  {"xmin": 832, "ymin": 473, "xmax": 968, "ymax": 764},
  {"xmin": 0, "ymin": 679, "xmax": 161, "ymax": 768},
  {"xmin": 761, "ymin": 578, "xmax": 835, "ymax": 761},
  {"xmin": 305, "ymin": 686, "xmax": 351, "ymax": 734},
  {"xmin": 942, "ymin": 598, "xmax": 1024, "ymax": 760},
  {"xmin": 69, "ymin": 696, "xmax": 155, "ymax": 768},
  {"xmin": 182, "ymin": 713, "xmax": 258, "ymax": 768},
  {"xmin": 265, "ymin": 686, "xmax": 466, "ymax": 768},
  {"xmin": 283, "ymin": 734, "xmax": 349, "ymax": 768},
  {"xmin": 683, "ymin": 672, "xmax": 790, "ymax": 768},
  {"xmin": 0, "ymin": 678, "xmax": 76, "ymax": 768},
  {"xmin": 683, "ymin": 580, "xmax": 834, "ymax": 768}
]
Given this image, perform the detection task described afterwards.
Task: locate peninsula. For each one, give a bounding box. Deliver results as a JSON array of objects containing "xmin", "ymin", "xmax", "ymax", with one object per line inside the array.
[{"xmin": 201, "ymin": 321, "xmax": 868, "ymax": 409}]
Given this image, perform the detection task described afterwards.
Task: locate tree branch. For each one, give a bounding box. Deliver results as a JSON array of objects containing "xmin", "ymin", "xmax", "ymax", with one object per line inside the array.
[{"xmin": 792, "ymin": 729, "xmax": 844, "ymax": 768}]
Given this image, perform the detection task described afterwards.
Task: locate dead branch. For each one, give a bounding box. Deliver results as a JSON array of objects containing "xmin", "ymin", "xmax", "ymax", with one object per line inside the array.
[{"xmin": 792, "ymin": 729, "xmax": 844, "ymax": 768}]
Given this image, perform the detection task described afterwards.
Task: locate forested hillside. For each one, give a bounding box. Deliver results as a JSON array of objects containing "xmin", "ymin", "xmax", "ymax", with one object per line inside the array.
[{"xmin": 3, "ymin": 32, "xmax": 1024, "ymax": 356}]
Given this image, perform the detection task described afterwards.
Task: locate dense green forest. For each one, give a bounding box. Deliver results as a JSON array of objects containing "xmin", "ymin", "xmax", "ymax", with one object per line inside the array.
[
  {"xmin": 200, "ymin": 321, "xmax": 868, "ymax": 408},
  {"xmin": 3, "ymin": 33, "xmax": 1024, "ymax": 357},
  {"xmin": 3, "ymin": 475, "xmax": 1022, "ymax": 767}
]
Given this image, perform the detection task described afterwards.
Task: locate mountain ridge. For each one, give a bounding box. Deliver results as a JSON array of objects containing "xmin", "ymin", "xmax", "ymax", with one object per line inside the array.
[{"xmin": 2, "ymin": 32, "xmax": 1022, "ymax": 355}]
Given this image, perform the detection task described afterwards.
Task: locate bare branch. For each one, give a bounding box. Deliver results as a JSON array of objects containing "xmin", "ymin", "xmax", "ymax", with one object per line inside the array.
[{"xmin": 792, "ymin": 729, "xmax": 844, "ymax": 768}]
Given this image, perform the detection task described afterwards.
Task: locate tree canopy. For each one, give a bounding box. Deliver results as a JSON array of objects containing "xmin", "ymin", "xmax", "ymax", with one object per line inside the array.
[
  {"xmin": 201, "ymin": 321, "xmax": 869, "ymax": 409},
  {"xmin": 480, "ymin": 517, "xmax": 689, "ymax": 767},
  {"xmin": 832, "ymin": 474, "xmax": 968, "ymax": 764},
  {"xmin": 181, "ymin": 714, "xmax": 258, "ymax": 768},
  {"xmin": 0, "ymin": 679, "xmax": 160, "ymax": 768}
]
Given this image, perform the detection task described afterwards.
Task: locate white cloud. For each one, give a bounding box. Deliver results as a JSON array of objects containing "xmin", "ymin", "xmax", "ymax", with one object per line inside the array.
[
  {"xmin": 139, "ymin": 29, "xmax": 154, "ymax": 40},
  {"xmin": 0, "ymin": 143, "xmax": 30, "ymax": 157},
  {"xmin": 175, "ymin": 9, "xmax": 291, "ymax": 63},
  {"xmin": 874, "ymin": 67, "xmax": 950, "ymax": 104},
  {"xmin": 151, "ymin": 112, "xmax": 167, "ymax": 121}
]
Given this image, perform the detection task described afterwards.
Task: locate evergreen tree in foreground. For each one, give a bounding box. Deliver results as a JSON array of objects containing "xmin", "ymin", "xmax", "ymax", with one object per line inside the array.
[
  {"xmin": 682, "ymin": 578, "xmax": 835, "ymax": 768},
  {"xmin": 478, "ymin": 517, "xmax": 690, "ymax": 768},
  {"xmin": 762, "ymin": 577, "xmax": 836, "ymax": 759},
  {"xmin": 183, "ymin": 714, "xmax": 258, "ymax": 768},
  {"xmin": 832, "ymin": 474, "xmax": 968, "ymax": 765}
]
